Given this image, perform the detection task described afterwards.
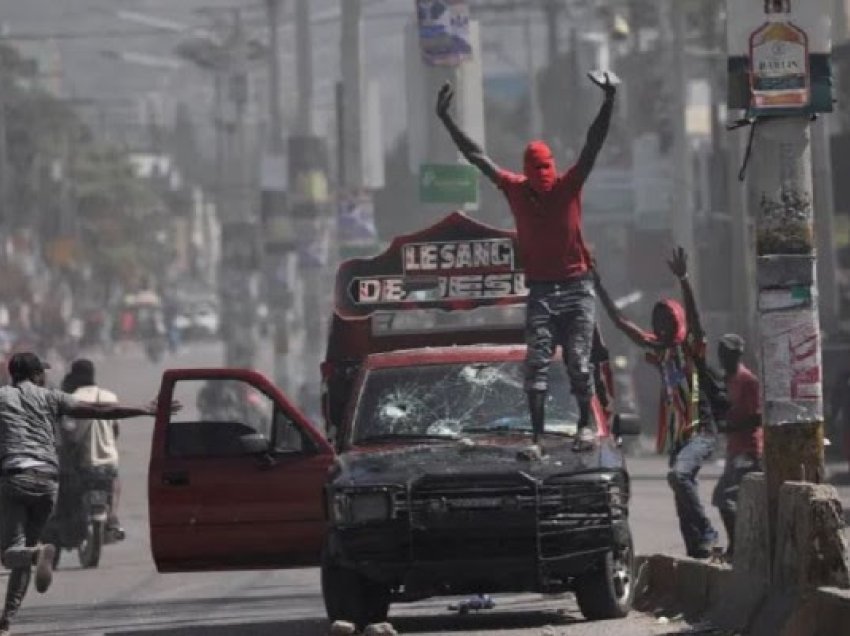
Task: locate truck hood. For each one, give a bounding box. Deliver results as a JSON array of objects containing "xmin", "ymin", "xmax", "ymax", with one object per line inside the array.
[{"xmin": 330, "ymin": 436, "xmax": 626, "ymax": 488}]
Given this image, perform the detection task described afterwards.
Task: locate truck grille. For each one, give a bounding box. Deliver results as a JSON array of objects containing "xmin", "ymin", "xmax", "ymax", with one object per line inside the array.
[{"xmin": 402, "ymin": 473, "xmax": 617, "ymax": 563}]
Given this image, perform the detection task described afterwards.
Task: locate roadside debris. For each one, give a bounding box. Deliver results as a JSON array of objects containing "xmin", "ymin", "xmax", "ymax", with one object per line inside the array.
[
  {"xmin": 655, "ymin": 612, "xmax": 685, "ymax": 625},
  {"xmin": 448, "ymin": 593, "xmax": 495, "ymax": 614}
]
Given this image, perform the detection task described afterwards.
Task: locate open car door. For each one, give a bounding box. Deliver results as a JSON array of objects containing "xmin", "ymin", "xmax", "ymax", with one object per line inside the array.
[{"xmin": 148, "ymin": 368, "xmax": 335, "ymax": 572}]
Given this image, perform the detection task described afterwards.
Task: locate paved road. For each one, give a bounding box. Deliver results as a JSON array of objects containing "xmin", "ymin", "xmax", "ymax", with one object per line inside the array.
[{"xmin": 5, "ymin": 342, "xmax": 848, "ymax": 635}]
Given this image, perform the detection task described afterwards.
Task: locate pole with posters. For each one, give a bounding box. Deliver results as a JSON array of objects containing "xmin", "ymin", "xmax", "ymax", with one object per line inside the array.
[
  {"xmin": 726, "ymin": 0, "xmax": 832, "ymax": 555},
  {"xmin": 406, "ymin": 0, "xmax": 485, "ymax": 221}
]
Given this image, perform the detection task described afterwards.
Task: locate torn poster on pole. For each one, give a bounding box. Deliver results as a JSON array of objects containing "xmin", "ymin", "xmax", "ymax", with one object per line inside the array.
[
  {"xmin": 727, "ymin": 0, "xmax": 832, "ymax": 115},
  {"xmin": 760, "ymin": 308, "xmax": 821, "ymax": 408},
  {"xmin": 415, "ymin": 0, "xmax": 472, "ymax": 67}
]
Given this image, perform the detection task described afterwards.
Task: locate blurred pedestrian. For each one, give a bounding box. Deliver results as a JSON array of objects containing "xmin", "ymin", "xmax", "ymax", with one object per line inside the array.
[
  {"xmin": 709, "ymin": 334, "xmax": 762, "ymax": 559},
  {"xmin": 829, "ymin": 366, "xmax": 850, "ymax": 475},
  {"xmin": 60, "ymin": 359, "xmax": 125, "ymax": 538},
  {"xmin": 0, "ymin": 352, "xmax": 177, "ymax": 635}
]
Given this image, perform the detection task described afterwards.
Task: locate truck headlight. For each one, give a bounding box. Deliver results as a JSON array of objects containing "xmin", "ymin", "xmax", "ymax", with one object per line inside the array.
[{"xmin": 331, "ymin": 490, "xmax": 393, "ymax": 525}]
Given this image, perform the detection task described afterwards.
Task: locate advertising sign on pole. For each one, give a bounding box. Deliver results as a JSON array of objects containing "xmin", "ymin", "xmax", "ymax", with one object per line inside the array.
[
  {"xmin": 727, "ymin": 0, "xmax": 832, "ymax": 115},
  {"xmin": 338, "ymin": 191, "xmax": 378, "ymax": 260},
  {"xmin": 419, "ymin": 163, "xmax": 478, "ymax": 204},
  {"xmin": 415, "ymin": 0, "xmax": 472, "ymax": 67}
]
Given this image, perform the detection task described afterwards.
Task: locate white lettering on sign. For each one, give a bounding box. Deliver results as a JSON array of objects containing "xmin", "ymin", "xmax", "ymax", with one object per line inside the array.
[
  {"xmin": 403, "ymin": 239, "xmax": 514, "ymax": 273},
  {"xmin": 351, "ymin": 273, "xmax": 527, "ymax": 305}
]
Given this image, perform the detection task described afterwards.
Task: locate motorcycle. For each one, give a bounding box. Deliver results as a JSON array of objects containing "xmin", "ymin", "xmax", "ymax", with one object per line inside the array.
[{"xmin": 42, "ymin": 466, "xmax": 124, "ymax": 569}]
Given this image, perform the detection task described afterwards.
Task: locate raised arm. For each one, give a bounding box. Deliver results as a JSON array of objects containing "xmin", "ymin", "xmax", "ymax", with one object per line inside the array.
[
  {"xmin": 571, "ymin": 72, "xmax": 616, "ymax": 186},
  {"xmin": 436, "ymin": 82, "xmax": 501, "ymax": 184},
  {"xmin": 667, "ymin": 247, "xmax": 704, "ymax": 341},
  {"xmin": 66, "ymin": 399, "xmax": 180, "ymax": 420},
  {"xmin": 592, "ymin": 267, "xmax": 654, "ymax": 348}
]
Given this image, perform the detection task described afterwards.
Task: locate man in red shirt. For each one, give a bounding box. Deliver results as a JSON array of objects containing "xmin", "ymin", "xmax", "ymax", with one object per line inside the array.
[
  {"xmin": 594, "ymin": 249, "xmax": 720, "ymax": 558},
  {"xmin": 436, "ymin": 73, "xmax": 616, "ymax": 450},
  {"xmin": 710, "ymin": 334, "xmax": 762, "ymax": 560}
]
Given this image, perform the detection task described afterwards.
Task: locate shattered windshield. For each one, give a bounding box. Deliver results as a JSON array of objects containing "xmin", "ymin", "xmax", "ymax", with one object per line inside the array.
[{"xmin": 352, "ymin": 361, "xmax": 583, "ymax": 442}]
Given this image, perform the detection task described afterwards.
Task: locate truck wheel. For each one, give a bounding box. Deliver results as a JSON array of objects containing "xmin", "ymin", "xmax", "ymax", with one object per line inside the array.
[
  {"xmin": 575, "ymin": 527, "xmax": 634, "ymax": 620},
  {"xmin": 321, "ymin": 552, "xmax": 390, "ymax": 630}
]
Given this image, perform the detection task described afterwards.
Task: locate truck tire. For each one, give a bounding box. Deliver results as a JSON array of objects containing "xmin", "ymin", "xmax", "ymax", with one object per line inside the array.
[
  {"xmin": 575, "ymin": 527, "xmax": 634, "ymax": 620},
  {"xmin": 321, "ymin": 552, "xmax": 390, "ymax": 630}
]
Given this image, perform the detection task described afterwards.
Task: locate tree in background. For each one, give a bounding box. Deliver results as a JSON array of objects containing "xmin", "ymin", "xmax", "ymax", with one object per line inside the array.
[{"xmin": 0, "ymin": 42, "xmax": 171, "ymax": 310}]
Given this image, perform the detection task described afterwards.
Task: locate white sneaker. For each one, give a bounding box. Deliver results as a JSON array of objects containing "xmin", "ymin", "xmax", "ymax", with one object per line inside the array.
[{"xmin": 573, "ymin": 427, "xmax": 595, "ymax": 451}]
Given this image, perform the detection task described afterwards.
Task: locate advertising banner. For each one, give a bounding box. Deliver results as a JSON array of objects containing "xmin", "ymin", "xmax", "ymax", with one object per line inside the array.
[
  {"xmin": 760, "ymin": 308, "xmax": 822, "ymax": 404},
  {"xmin": 415, "ymin": 0, "xmax": 472, "ymax": 67},
  {"xmin": 727, "ymin": 0, "xmax": 832, "ymax": 115}
]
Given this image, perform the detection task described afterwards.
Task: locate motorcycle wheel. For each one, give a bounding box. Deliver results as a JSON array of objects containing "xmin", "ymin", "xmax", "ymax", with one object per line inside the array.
[{"xmin": 78, "ymin": 520, "xmax": 104, "ymax": 569}]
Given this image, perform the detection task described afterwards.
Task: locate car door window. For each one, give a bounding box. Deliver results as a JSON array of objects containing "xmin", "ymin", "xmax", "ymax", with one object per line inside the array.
[{"xmin": 167, "ymin": 379, "xmax": 274, "ymax": 458}]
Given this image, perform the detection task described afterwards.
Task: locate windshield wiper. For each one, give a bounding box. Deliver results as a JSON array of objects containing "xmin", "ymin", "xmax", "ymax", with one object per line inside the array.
[{"xmin": 356, "ymin": 433, "xmax": 460, "ymax": 444}]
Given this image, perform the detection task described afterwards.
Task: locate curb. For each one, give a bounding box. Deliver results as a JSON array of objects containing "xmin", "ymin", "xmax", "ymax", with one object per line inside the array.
[{"xmin": 635, "ymin": 554, "xmax": 850, "ymax": 635}]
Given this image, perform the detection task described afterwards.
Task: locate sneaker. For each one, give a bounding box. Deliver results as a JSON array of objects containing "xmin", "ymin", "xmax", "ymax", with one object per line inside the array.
[
  {"xmin": 105, "ymin": 525, "xmax": 126, "ymax": 544},
  {"xmin": 34, "ymin": 544, "xmax": 56, "ymax": 593},
  {"xmin": 572, "ymin": 427, "xmax": 595, "ymax": 451},
  {"xmin": 691, "ymin": 530, "xmax": 719, "ymax": 559}
]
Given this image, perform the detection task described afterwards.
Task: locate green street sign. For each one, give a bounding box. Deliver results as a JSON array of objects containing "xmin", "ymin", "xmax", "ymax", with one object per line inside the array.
[{"xmin": 419, "ymin": 164, "xmax": 478, "ymax": 204}]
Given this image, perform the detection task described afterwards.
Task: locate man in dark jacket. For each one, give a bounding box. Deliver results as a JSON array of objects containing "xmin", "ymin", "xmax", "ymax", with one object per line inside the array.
[{"xmin": 0, "ymin": 352, "xmax": 177, "ymax": 636}]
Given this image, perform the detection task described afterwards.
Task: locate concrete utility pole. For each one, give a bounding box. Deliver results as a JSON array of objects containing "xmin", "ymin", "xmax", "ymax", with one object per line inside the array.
[
  {"xmin": 340, "ymin": 0, "xmax": 364, "ymax": 191},
  {"xmin": 292, "ymin": 0, "xmax": 328, "ymax": 408},
  {"xmin": 748, "ymin": 118, "xmax": 826, "ymax": 544},
  {"xmin": 266, "ymin": 0, "xmax": 284, "ymax": 151},
  {"xmin": 726, "ymin": 0, "xmax": 841, "ymax": 569},
  {"xmin": 0, "ymin": 65, "xmax": 9, "ymax": 253},
  {"xmin": 179, "ymin": 9, "xmax": 258, "ymax": 369},
  {"xmin": 263, "ymin": 0, "xmax": 297, "ymax": 393},
  {"xmin": 811, "ymin": 115, "xmax": 840, "ymax": 335},
  {"xmin": 666, "ymin": 0, "xmax": 697, "ymax": 284},
  {"xmin": 295, "ymin": 0, "xmax": 314, "ymax": 135}
]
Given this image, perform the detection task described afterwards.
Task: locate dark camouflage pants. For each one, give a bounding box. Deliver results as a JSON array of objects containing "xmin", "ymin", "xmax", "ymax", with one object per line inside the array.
[
  {"xmin": 0, "ymin": 469, "xmax": 58, "ymax": 623},
  {"xmin": 524, "ymin": 279, "xmax": 596, "ymax": 403}
]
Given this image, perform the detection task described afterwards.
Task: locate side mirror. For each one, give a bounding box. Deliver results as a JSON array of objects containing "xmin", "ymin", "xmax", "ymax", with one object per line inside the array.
[
  {"xmin": 240, "ymin": 432, "xmax": 270, "ymax": 455},
  {"xmin": 613, "ymin": 413, "xmax": 641, "ymax": 437}
]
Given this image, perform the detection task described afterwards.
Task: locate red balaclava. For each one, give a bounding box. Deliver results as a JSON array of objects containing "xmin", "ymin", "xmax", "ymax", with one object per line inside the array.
[
  {"xmin": 523, "ymin": 140, "xmax": 557, "ymax": 193},
  {"xmin": 652, "ymin": 299, "xmax": 687, "ymax": 346}
]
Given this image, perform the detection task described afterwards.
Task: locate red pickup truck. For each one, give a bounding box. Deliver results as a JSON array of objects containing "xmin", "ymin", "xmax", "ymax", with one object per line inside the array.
[{"xmin": 148, "ymin": 213, "xmax": 640, "ymax": 630}]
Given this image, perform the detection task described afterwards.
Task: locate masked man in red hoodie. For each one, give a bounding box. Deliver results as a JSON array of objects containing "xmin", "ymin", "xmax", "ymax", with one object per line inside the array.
[
  {"xmin": 437, "ymin": 73, "xmax": 616, "ymax": 451},
  {"xmin": 594, "ymin": 248, "xmax": 721, "ymax": 558}
]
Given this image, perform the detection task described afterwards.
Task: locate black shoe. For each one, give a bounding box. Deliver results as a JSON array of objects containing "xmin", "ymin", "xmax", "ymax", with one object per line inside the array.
[{"xmin": 34, "ymin": 544, "xmax": 56, "ymax": 593}]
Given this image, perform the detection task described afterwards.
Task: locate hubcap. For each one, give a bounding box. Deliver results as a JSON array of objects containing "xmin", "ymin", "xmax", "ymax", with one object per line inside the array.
[{"xmin": 611, "ymin": 544, "xmax": 632, "ymax": 600}]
